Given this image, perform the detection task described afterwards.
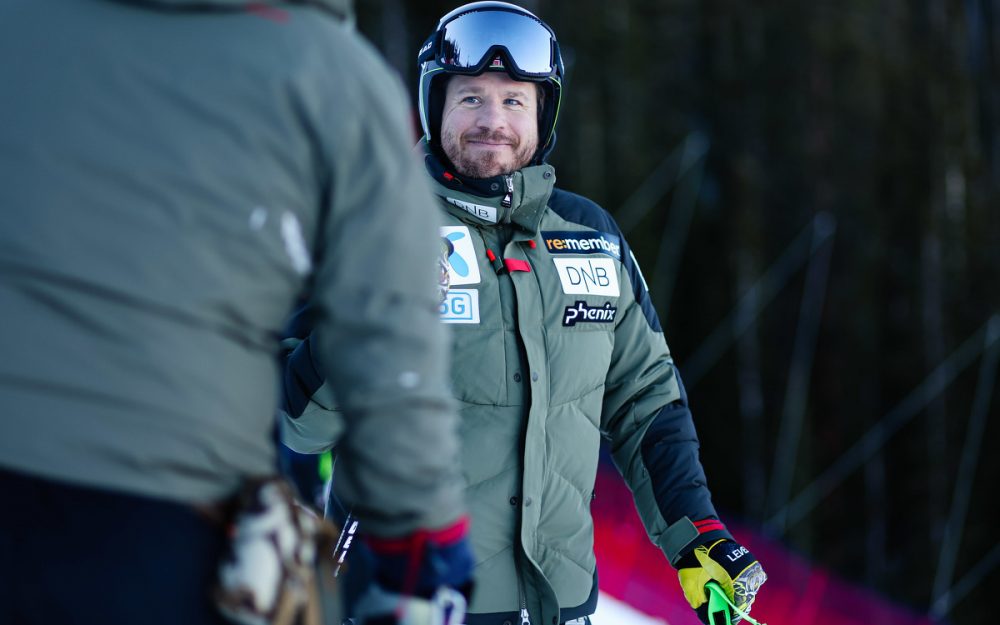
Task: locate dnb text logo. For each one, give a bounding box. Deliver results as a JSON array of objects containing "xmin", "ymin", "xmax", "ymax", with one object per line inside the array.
[
  {"xmin": 447, "ymin": 197, "xmax": 498, "ymax": 223},
  {"xmin": 552, "ymin": 257, "xmax": 620, "ymax": 296}
]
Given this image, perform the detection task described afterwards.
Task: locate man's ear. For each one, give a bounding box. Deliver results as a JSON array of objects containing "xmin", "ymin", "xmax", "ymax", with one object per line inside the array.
[{"xmin": 429, "ymin": 74, "xmax": 453, "ymax": 142}]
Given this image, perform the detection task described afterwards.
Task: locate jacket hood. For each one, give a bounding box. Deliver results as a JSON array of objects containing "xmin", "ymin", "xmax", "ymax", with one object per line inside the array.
[{"xmin": 125, "ymin": 0, "xmax": 353, "ymax": 19}]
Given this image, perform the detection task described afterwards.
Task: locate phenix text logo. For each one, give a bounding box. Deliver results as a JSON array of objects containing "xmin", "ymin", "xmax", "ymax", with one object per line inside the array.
[{"xmin": 562, "ymin": 301, "xmax": 617, "ymax": 327}]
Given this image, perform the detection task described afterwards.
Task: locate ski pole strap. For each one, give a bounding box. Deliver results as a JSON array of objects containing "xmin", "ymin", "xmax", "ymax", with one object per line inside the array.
[
  {"xmin": 706, "ymin": 582, "xmax": 767, "ymax": 625},
  {"xmin": 706, "ymin": 581, "xmax": 732, "ymax": 625},
  {"xmin": 331, "ymin": 514, "xmax": 358, "ymax": 578}
]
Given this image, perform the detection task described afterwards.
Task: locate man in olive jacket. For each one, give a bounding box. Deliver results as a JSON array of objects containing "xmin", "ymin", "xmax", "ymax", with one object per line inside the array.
[
  {"xmin": 0, "ymin": 1, "xmax": 471, "ymax": 623},
  {"xmin": 283, "ymin": 3, "xmax": 767, "ymax": 625}
]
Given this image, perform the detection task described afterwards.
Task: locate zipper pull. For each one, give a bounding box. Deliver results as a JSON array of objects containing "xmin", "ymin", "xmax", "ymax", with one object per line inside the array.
[
  {"xmin": 502, "ymin": 174, "xmax": 513, "ymax": 209},
  {"xmin": 518, "ymin": 573, "xmax": 531, "ymax": 625},
  {"xmin": 485, "ymin": 249, "xmax": 507, "ymax": 275}
]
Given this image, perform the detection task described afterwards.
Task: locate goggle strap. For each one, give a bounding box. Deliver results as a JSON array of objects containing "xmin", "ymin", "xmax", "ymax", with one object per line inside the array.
[
  {"xmin": 432, "ymin": 44, "xmax": 554, "ymax": 80},
  {"xmin": 417, "ymin": 32, "xmax": 439, "ymax": 64}
]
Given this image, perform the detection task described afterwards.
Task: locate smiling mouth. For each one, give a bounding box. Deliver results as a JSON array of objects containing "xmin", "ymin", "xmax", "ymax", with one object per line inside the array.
[{"xmin": 467, "ymin": 140, "xmax": 512, "ymax": 146}]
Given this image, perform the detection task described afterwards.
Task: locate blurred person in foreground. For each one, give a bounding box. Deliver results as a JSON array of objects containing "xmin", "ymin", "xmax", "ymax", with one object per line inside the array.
[
  {"xmin": 282, "ymin": 2, "xmax": 766, "ymax": 624},
  {"xmin": 0, "ymin": 1, "xmax": 472, "ymax": 624}
]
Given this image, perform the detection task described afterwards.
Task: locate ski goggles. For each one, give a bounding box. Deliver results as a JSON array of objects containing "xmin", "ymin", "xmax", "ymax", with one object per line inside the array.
[{"xmin": 419, "ymin": 8, "xmax": 561, "ymax": 79}]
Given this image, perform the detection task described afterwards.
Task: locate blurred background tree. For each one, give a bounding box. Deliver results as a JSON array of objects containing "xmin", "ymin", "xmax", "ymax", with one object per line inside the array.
[{"xmin": 352, "ymin": 1, "xmax": 999, "ymax": 623}]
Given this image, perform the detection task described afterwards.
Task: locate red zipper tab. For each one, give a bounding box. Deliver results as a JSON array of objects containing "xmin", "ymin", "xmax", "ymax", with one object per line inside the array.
[{"xmin": 504, "ymin": 258, "xmax": 531, "ymax": 273}]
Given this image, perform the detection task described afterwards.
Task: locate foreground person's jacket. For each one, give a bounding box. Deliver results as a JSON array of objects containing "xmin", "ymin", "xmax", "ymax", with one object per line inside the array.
[{"xmin": 0, "ymin": 0, "xmax": 466, "ymax": 540}]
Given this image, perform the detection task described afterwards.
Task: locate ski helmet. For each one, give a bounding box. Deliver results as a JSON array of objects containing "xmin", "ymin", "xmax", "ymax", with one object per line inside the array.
[{"xmin": 417, "ymin": 1, "xmax": 564, "ymax": 164}]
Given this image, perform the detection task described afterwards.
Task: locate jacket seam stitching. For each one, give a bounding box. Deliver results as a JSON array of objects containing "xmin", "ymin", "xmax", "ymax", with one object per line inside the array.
[
  {"xmin": 547, "ymin": 465, "xmax": 591, "ymax": 499},
  {"xmin": 547, "ymin": 382, "xmax": 604, "ymax": 409},
  {"xmin": 537, "ymin": 541, "xmax": 593, "ymax": 577},
  {"xmin": 465, "ymin": 466, "xmax": 516, "ymax": 489},
  {"xmin": 473, "ymin": 544, "xmax": 512, "ymax": 568}
]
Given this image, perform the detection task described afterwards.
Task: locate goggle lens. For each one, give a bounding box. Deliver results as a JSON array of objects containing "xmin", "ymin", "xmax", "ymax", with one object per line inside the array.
[{"xmin": 439, "ymin": 10, "xmax": 555, "ymax": 76}]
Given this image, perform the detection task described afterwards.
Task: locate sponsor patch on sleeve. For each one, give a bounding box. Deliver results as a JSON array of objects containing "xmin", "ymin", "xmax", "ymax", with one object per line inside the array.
[
  {"xmin": 440, "ymin": 226, "xmax": 481, "ymax": 286},
  {"xmin": 541, "ymin": 230, "xmax": 621, "ymax": 260},
  {"xmin": 562, "ymin": 301, "xmax": 618, "ymax": 326},
  {"xmin": 440, "ymin": 289, "xmax": 480, "ymax": 324}
]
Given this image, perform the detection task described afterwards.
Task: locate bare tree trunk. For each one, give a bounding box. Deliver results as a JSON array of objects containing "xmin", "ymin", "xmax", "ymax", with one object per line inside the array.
[
  {"xmin": 865, "ymin": 451, "xmax": 888, "ymax": 590},
  {"xmin": 734, "ymin": 248, "xmax": 766, "ymax": 520},
  {"xmin": 378, "ymin": 0, "xmax": 409, "ymax": 79},
  {"xmin": 922, "ymin": 0, "xmax": 951, "ymax": 572},
  {"xmin": 922, "ymin": 208, "xmax": 948, "ymax": 547}
]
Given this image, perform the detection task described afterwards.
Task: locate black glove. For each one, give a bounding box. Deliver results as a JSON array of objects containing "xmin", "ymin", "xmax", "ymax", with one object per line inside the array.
[{"xmin": 677, "ymin": 539, "xmax": 767, "ymax": 624}]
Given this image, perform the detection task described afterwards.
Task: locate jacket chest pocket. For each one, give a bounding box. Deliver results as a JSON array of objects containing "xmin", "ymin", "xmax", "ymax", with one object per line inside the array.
[
  {"xmin": 548, "ymin": 301, "xmax": 615, "ymax": 406},
  {"xmin": 536, "ymin": 252, "xmax": 620, "ymax": 405}
]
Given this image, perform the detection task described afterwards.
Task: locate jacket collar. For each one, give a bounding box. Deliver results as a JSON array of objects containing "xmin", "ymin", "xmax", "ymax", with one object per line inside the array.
[{"xmin": 420, "ymin": 141, "xmax": 555, "ymax": 236}]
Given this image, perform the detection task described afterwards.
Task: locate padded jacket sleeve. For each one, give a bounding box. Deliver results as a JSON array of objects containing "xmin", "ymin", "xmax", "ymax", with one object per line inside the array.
[
  {"xmin": 295, "ymin": 24, "xmax": 465, "ymax": 538},
  {"xmin": 598, "ymin": 217, "xmax": 733, "ymax": 563}
]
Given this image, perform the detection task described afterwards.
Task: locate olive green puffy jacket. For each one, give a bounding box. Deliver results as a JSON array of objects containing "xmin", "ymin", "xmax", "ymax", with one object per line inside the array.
[
  {"xmin": 283, "ymin": 148, "xmax": 730, "ymax": 625},
  {"xmin": 0, "ymin": 0, "xmax": 464, "ymax": 539}
]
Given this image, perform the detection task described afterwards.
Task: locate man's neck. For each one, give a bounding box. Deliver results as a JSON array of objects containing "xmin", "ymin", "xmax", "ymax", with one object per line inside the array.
[{"xmin": 423, "ymin": 144, "xmax": 523, "ymax": 198}]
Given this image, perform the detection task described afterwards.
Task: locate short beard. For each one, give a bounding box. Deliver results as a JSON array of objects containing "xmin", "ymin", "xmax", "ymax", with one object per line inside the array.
[{"xmin": 441, "ymin": 128, "xmax": 537, "ymax": 179}]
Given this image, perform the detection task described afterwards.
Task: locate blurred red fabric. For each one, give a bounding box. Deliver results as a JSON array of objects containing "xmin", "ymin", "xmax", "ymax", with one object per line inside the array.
[{"xmin": 591, "ymin": 465, "xmax": 942, "ymax": 625}]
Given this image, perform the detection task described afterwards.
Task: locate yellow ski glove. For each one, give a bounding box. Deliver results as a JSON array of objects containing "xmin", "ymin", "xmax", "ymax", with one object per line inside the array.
[{"xmin": 677, "ymin": 539, "xmax": 767, "ymax": 624}]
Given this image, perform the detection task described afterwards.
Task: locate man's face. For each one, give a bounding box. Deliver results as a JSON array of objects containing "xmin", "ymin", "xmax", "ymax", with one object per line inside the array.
[{"xmin": 440, "ymin": 72, "xmax": 540, "ymax": 179}]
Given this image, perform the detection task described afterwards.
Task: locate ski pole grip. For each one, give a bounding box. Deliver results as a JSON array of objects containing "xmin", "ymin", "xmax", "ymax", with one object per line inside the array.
[{"xmin": 706, "ymin": 581, "xmax": 733, "ymax": 625}]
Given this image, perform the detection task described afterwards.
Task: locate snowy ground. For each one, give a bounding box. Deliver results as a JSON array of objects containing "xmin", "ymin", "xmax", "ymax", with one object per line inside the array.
[{"xmin": 592, "ymin": 592, "xmax": 671, "ymax": 625}]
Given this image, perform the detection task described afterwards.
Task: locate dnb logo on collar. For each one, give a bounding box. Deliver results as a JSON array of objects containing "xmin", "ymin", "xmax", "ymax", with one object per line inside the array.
[
  {"xmin": 446, "ymin": 197, "xmax": 498, "ymax": 223},
  {"xmin": 563, "ymin": 301, "xmax": 617, "ymax": 327},
  {"xmin": 541, "ymin": 230, "xmax": 621, "ymax": 260},
  {"xmin": 440, "ymin": 225, "xmax": 481, "ymax": 286}
]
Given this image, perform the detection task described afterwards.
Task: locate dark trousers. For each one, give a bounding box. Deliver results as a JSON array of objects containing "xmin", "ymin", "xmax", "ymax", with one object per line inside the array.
[{"xmin": 0, "ymin": 467, "xmax": 228, "ymax": 625}]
